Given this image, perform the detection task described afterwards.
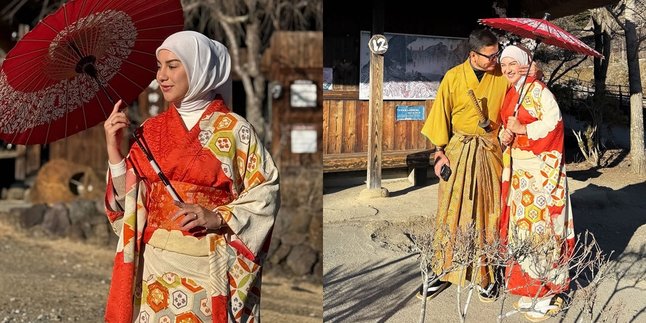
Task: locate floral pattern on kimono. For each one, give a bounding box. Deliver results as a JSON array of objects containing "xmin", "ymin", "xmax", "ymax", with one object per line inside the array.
[
  {"xmin": 104, "ymin": 98, "xmax": 279, "ymax": 322},
  {"xmin": 499, "ymin": 78, "xmax": 575, "ymax": 297}
]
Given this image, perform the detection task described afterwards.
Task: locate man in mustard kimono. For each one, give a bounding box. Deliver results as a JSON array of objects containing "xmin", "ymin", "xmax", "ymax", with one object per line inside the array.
[{"xmin": 418, "ymin": 29, "xmax": 509, "ymax": 302}]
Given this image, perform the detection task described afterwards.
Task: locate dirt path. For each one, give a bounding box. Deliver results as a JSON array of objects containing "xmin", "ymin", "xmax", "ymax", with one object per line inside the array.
[
  {"xmin": 324, "ymin": 151, "xmax": 646, "ymax": 322},
  {"xmin": 0, "ymin": 221, "xmax": 322, "ymax": 322}
]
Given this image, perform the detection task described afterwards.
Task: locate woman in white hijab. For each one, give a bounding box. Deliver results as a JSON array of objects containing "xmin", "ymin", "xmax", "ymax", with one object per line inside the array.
[
  {"xmin": 102, "ymin": 30, "xmax": 279, "ymax": 323},
  {"xmin": 498, "ymin": 44, "xmax": 574, "ymax": 322}
]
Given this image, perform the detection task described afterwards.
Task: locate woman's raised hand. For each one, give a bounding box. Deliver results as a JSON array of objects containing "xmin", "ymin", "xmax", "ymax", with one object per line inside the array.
[{"xmin": 104, "ymin": 100, "xmax": 130, "ymax": 164}]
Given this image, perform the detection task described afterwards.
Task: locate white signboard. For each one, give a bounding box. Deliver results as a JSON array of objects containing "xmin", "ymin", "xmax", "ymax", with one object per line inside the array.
[
  {"xmin": 291, "ymin": 126, "xmax": 317, "ymax": 153},
  {"xmin": 290, "ymin": 80, "xmax": 317, "ymax": 108}
]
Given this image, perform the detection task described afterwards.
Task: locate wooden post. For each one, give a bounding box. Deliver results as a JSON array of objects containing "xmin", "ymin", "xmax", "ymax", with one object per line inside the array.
[
  {"xmin": 14, "ymin": 145, "xmax": 26, "ymax": 181},
  {"xmin": 366, "ymin": 50, "xmax": 383, "ymax": 190},
  {"xmin": 361, "ymin": 34, "xmax": 389, "ymax": 199}
]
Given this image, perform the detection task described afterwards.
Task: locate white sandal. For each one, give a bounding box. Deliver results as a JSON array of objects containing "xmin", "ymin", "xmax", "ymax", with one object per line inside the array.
[{"xmin": 523, "ymin": 295, "xmax": 564, "ymax": 322}]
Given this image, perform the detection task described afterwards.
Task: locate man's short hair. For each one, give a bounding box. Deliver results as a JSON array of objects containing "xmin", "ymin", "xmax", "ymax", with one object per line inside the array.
[{"xmin": 468, "ymin": 29, "xmax": 499, "ymax": 52}]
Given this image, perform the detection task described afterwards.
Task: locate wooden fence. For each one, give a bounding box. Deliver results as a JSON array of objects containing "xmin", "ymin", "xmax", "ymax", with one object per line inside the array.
[{"xmin": 322, "ymin": 93, "xmax": 435, "ymax": 172}]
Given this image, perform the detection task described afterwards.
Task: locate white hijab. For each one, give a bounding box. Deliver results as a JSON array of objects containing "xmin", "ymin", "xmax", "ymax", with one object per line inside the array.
[
  {"xmin": 156, "ymin": 31, "xmax": 232, "ymax": 112},
  {"xmin": 500, "ymin": 45, "xmax": 530, "ymax": 92}
]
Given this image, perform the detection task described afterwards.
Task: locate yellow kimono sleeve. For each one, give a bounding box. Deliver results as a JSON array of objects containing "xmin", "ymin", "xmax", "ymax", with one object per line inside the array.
[{"xmin": 421, "ymin": 73, "xmax": 453, "ymax": 147}]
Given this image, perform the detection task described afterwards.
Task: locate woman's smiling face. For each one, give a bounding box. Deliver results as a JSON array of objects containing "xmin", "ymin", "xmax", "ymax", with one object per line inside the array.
[
  {"xmin": 156, "ymin": 49, "xmax": 189, "ymax": 103},
  {"xmin": 500, "ymin": 56, "xmax": 522, "ymax": 85}
]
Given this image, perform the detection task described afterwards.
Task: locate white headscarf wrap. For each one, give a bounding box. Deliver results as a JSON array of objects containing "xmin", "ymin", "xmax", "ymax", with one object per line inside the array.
[
  {"xmin": 500, "ymin": 45, "xmax": 531, "ymax": 91},
  {"xmin": 156, "ymin": 31, "xmax": 232, "ymax": 112}
]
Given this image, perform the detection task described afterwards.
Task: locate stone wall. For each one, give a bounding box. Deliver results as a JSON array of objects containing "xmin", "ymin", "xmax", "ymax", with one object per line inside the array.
[
  {"xmin": 265, "ymin": 166, "xmax": 323, "ymax": 280},
  {"xmin": 0, "ymin": 164, "xmax": 324, "ymax": 281}
]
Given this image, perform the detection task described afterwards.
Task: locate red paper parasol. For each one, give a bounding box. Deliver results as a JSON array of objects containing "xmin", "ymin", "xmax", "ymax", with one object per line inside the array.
[
  {"xmin": 479, "ymin": 13, "xmax": 604, "ymax": 59},
  {"xmin": 0, "ymin": 0, "xmax": 184, "ymax": 144},
  {"xmin": 480, "ymin": 13, "xmax": 603, "ymax": 117}
]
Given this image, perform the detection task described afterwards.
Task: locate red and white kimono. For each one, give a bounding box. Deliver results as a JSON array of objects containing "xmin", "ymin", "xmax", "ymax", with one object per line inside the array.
[
  {"xmin": 104, "ymin": 98, "xmax": 279, "ymax": 322},
  {"xmin": 499, "ymin": 78, "xmax": 575, "ymax": 298}
]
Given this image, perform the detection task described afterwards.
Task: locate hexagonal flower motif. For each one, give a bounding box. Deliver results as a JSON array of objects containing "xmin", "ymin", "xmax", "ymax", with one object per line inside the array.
[
  {"xmin": 516, "ymin": 218, "xmax": 532, "ymax": 231},
  {"xmin": 136, "ymin": 310, "xmax": 150, "ymax": 323},
  {"xmin": 247, "ymin": 154, "xmax": 258, "ymax": 172},
  {"xmin": 525, "ymin": 204, "xmax": 543, "ymax": 222},
  {"xmin": 221, "ymin": 163, "xmax": 233, "ymax": 179},
  {"xmin": 198, "ymin": 130, "xmax": 213, "ymax": 147},
  {"xmin": 238, "ymin": 125, "xmax": 251, "ymax": 144},
  {"xmin": 217, "ymin": 116, "xmax": 233, "ymax": 129},
  {"xmin": 181, "ymin": 278, "xmax": 204, "ymax": 293},
  {"xmin": 161, "ymin": 272, "xmax": 181, "ymax": 288},
  {"xmin": 171, "ymin": 290, "xmax": 189, "ymax": 311},
  {"xmin": 515, "ymin": 204, "xmax": 524, "ymax": 219},
  {"xmin": 199, "ymin": 297, "xmax": 212, "ymax": 317},
  {"xmin": 158, "ymin": 315, "xmax": 172, "ymax": 323},
  {"xmin": 521, "ymin": 191, "xmax": 535, "ymax": 207},
  {"xmin": 146, "ymin": 281, "xmax": 169, "ymax": 313},
  {"xmin": 533, "ymin": 222, "xmax": 546, "ymax": 235},
  {"xmin": 534, "ymin": 195, "xmax": 547, "ymax": 208},
  {"xmin": 175, "ymin": 311, "xmax": 202, "ymax": 323},
  {"xmin": 216, "ymin": 137, "xmax": 232, "ymax": 153},
  {"xmin": 513, "ymin": 190, "xmax": 522, "ymax": 203},
  {"xmin": 511, "ymin": 176, "xmax": 520, "ymax": 189}
]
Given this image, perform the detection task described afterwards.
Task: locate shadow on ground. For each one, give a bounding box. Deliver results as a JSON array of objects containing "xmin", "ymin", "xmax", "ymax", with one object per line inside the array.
[
  {"xmin": 323, "ymin": 253, "xmax": 419, "ymax": 323},
  {"xmin": 570, "ymin": 181, "xmax": 646, "ymax": 260},
  {"xmin": 565, "ymin": 178, "xmax": 646, "ymax": 322}
]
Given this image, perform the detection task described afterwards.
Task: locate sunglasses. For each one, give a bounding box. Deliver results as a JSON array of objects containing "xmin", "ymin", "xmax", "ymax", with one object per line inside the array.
[{"xmin": 473, "ymin": 50, "xmax": 500, "ymax": 61}]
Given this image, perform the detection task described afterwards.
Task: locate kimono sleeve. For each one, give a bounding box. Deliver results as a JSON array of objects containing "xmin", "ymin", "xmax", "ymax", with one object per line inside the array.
[
  {"xmin": 420, "ymin": 73, "xmax": 453, "ymax": 147},
  {"xmin": 526, "ymin": 87, "xmax": 561, "ymax": 141},
  {"xmin": 104, "ymin": 147, "xmax": 147, "ymax": 236},
  {"xmin": 215, "ymin": 122, "xmax": 280, "ymax": 257}
]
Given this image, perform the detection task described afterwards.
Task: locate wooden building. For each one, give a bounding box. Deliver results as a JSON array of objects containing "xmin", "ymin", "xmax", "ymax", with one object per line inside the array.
[
  {"xmin": 322, "ymin": 0, "xmax": 617, "ymax": 178},
  {"xmin": 267, "ymin": 31, "xmax": 323, "ymax": 170}
]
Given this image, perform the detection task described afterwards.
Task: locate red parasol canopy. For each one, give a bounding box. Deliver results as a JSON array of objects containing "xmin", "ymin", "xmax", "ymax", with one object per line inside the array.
[
  {"xmin": 479, "ymin": 14, "xmax": 604, "ymax": 59},
  {"xmin": 0, "ymin": 0, "xmax": 184, "ymax": 144}
]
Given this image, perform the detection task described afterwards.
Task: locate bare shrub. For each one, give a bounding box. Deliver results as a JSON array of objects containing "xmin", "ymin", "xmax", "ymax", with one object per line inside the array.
[
  {"xmin": 406, "ymin": 222, "xmax": 483, "ymax": 323},
  {"xmin": 574, "ymin": 125, "xmax": 600, "ymax": 166},
  {"xmin": 496, "ymin": 229, "xmax": 611, "ymax": 322},
  {"xmin": 406, "ymin": 218, "xmax": 612, "ymax": 323}
]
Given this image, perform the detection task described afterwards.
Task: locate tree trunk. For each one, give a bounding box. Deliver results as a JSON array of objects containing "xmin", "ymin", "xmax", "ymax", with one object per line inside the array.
[
  {"xmin": 591, "ymin": 13, "xmax": 611, "ymax": 155},
  {"xmin": 592, "ymin": 17, "xmax": 610, "ymax": 97},
  {"xmin": 243, "ymin": 19, "xmax": 267, "ymax": 140},
  {"xmin": 213, "ymin": 3, "xmax": 268, "ymax": 141},
  {"xmin": 624, "ymin": 0, "xmax": 646, "ymax": 174},
  {"xmin": 246, "ymin": 75, "xmax": 267, "ymax": 139}
]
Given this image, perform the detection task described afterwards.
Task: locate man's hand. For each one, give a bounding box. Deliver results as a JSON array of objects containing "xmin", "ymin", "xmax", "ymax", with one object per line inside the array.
[
  {"xmin": 529, "ymin": 61, "xmax": 543, "ymax": 80},
  {"xmin": 433, "ymin": 151, "xmax": 450, "ymax": 179},
  {"xmin": 517, "ymin": 62, "xmax": 543, "ymax": 80}
]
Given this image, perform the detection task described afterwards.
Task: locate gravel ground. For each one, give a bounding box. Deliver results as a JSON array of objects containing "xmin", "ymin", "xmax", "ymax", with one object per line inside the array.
[{"xmin": 0, "ymin": 220, "xmax": 322, "ymax": 322}]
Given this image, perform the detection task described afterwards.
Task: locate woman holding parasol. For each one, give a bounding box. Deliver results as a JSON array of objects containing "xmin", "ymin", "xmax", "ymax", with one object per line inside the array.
[
  {"xmin": 103, "ymin": 31, "xmax": 279, "ymax": 322},
  {"xmin": 498, "ymin": 44, "xmax": 575, "ymax": 322}
]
